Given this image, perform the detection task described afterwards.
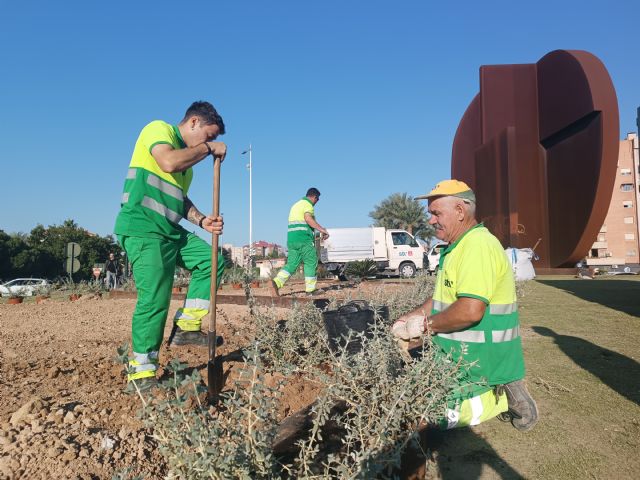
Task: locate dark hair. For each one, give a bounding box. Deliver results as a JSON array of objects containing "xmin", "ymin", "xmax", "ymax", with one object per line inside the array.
[
  {"xmin": 181, "ymin": 101, "xmax": 226, "ymax": 134},
  {"xmin": 306, "ymin": 187, "xmax": 321, "ymax": 198}
]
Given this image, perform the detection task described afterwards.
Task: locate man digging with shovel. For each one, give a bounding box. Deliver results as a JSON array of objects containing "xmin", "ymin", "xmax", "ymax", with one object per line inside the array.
[{"xmin": 114, "ymin": 101, "xmax": 227, "ymax": 393}]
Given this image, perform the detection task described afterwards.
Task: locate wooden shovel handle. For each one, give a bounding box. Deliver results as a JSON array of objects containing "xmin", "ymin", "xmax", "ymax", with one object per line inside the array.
[
  {"xmin": 208, "ymin": 156, "xmax": 222, "ymax": 399},
  {"xmin": 210, "ymin": 156, "xmax": 221, "ymax": 314}
]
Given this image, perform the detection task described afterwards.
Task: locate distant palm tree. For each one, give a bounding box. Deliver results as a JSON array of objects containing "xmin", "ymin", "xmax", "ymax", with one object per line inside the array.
[{"xmin": 369, "ymin": 193, "xmax": 434, "ymax": 239}]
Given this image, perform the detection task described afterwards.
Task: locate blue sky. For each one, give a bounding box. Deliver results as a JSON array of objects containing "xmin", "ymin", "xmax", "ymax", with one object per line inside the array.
[{"xmin": 1, "ymin": 0, "xmax": 638, "ymax": 247}]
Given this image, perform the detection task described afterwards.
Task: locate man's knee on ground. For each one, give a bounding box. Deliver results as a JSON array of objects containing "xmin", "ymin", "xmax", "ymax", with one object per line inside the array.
[{"xmin": 440, "ymin": 389, "xmax": 508, "ymax": 430}]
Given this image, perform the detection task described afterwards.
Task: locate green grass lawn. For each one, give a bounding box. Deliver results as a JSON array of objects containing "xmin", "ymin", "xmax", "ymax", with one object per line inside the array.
[{"xmin": 428, "ymin": 276, "xmax": 640, "ymax": 479}]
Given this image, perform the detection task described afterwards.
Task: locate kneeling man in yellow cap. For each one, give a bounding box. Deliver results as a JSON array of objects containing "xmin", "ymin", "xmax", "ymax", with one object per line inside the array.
[{"xmin": 392, "ymin": 179, "xmax": 538, "ymax": 431}]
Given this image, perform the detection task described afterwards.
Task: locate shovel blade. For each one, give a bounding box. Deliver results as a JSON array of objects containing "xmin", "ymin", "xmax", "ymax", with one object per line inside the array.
[{"xmin": 207, "ymin": 356, "xmax": 224, "ymax": 400}]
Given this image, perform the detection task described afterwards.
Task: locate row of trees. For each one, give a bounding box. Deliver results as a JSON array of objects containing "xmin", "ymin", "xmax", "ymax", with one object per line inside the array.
[
  {"xmin": 1, "ymin": 193, "xmax": 431, "ymax": 281},
  {"xmin": 0, "ymin": 220, "xmax": 120, "ymax": 281}
]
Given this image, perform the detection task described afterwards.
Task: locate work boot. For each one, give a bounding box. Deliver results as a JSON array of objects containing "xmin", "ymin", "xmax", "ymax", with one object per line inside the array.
[
  {"xmin": 503, "ymin": 380, "xmax": 539, "ymax": 432},
  {"xmin": 123, "ymin": 377, "xmax": 158, "ymax": 395},
  {"xmin": 270, "ymin": 279, "xmax": 280, "ymax": 297},
  {"xmin": 172, "ymin": 328, "xmax": 224, "ymax": 347}
]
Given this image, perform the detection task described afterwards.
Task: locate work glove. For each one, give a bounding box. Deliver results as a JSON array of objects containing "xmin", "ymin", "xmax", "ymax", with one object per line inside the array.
[{"xmin": 391, "ymin": 315, "xmax": 426, "ymax": 340}]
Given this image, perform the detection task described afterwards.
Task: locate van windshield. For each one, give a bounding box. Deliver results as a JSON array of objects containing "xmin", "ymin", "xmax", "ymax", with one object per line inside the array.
[{"xmin": 392, "ymin": 232, "xmax": 418, "ymax": 247}]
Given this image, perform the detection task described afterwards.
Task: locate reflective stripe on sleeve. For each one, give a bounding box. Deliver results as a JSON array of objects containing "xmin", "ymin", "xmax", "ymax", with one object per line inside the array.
[
  {"xmin": 126, "ymin": 168, "xmax": 137, "ymax": 179},
  {"xmin": 492, "ymin": 326, "xmax": 520, "ymax": 343},
  {"xmin": 437, "ymin": 330, "xmax": 486, "ymax": 343},
  {"xmin": 433, "ymin": 300, "xmax": 452, "ymax": 312},
  {"xmin": 489, "ymin": 303, "xmax": 518, "ymax": 315},
  {"xmin": 121, "ymin": 193, "xmax": 130, "ymax": 204},
  {"xmin": 146, "ymin": 175, "xmax": 184, "ymax": 201},
  {"xmin": 141, "ymin": 196, "xmax": 182, "ymax": 223},
  {"xmin": 434, "ymin": 302, "xmax": 516, "ymax": 314}
]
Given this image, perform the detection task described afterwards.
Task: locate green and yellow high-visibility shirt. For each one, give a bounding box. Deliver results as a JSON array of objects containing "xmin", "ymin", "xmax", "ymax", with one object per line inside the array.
[
  {"xmin": 432, "ymin": 223, "xmax": 524, "ymax": 400},
  {"xmin": 287, "ymin": 197, "xmax": 315, "ymax": 244},
  {"xmin": 115, "ymin": 120, "xmax": 193, "ymax": 240}
]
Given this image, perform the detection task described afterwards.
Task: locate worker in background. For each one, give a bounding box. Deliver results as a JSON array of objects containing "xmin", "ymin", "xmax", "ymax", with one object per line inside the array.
[
  {"xmin": 114, "ymin": 101, "xmax": 227, "ymax": 393},
  {"xmin": 270, "ymin": 188, "xmax": 329, "ymax": 296},
  {"xmin": 392, "ymin": 180, "xmax": 538, "ymax": 431},
  {"xmin": 104, "ymin": 253, "xmax": 119, "ymax": 289}
]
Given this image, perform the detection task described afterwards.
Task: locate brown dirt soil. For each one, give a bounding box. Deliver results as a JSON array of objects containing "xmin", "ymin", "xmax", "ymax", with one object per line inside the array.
[
  {"xmin": 0, "ymin": 280, "xmax": 395, "ymax": 479},
  {"xmin": 5, "ymin": 277, "xmax": 635, "ymax": 479},
  {"xmin": 0, "ymin": 297, "xmax": 284, "ymax": 479}
]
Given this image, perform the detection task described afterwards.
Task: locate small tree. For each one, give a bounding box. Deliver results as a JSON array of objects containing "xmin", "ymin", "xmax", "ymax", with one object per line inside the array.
[
  {"xmin": 344, "ymin": 259, "xmax": 378, "ymax": 281},
  {"xmin": 369, "ymin": 193, "xmax": 434, "ymax": 239}
]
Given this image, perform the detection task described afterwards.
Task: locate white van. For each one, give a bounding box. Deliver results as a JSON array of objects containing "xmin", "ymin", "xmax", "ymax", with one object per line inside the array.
[{"xmin": 320, "ymin": 227, "xmax": 424, "ymax": 278}]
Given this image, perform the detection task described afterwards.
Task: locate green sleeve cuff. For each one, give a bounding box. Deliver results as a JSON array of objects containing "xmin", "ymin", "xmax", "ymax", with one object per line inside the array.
[
  {"xmin": 457, "ymin": 293, "xmax": 489, "ymax": 304},
  {"xmin": 149, "ymin": 141, "xmax": 172, "ymax": 154}
]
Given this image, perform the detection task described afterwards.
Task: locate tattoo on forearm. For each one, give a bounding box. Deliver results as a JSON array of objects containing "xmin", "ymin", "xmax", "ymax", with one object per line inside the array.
[{"xmin": 184, "ymin": 197, "xmax": 205, "ymax": 226}]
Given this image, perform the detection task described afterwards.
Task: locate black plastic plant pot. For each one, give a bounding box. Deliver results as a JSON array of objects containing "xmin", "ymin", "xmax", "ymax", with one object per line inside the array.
[{"xmin": 322, "ymin": 301, "xmax": 388, "ymax": 354}]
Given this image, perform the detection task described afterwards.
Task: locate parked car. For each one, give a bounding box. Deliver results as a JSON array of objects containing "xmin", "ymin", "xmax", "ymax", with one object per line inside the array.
[
  {"xmin": 0, "ymin": 278, "xmax": 51, "ymax": 297},
  {"xmin": 425, "ymin": 242, "xmax": 448, "ymax": 275}
]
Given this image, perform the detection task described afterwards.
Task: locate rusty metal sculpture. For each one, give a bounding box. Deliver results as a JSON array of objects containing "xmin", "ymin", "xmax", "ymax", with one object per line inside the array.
[{"xmin": 452, "ymin": 50, "xmax": 619, "ymax": 269}]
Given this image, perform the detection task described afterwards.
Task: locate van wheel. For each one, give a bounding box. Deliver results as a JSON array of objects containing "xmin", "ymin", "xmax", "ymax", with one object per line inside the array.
[{"xmin": 399, "ymin": 262, "xmax": 416, "ymax": 278}]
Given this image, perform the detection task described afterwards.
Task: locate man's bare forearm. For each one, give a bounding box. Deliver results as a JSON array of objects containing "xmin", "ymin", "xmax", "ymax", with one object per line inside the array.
[
  {"xmin": 184, "ymin": 197, "xmax": 206, "ymax": 226},
  {"xmin": 304, "ymin": 213, "xmax": 328, "ymax": 234},
  {"xmin": 153, "ymin": 143, "xmax": 210, "ymax": 173},
  {"xmin": 429, "ymin": 298, "xmax": 485, "ymax": 333},
  {"xmin": 396, "ymin": 297, "xmax": 482, "ymax": 333}
]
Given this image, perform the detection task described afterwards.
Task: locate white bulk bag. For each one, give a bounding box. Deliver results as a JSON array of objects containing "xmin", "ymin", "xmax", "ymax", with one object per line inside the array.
[{"xmin": 505, "ymin": 247, "xmax": 536, "ymax": 281}]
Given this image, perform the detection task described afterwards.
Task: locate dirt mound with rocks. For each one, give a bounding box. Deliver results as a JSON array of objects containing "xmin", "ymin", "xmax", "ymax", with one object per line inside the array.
[
  {"xmin": 0, "ymin": 297, "xmax": 297, "ymax": 479},
  {"xmin": 0, "ymin": 280, "xmax": 408, "ymax": 479}
]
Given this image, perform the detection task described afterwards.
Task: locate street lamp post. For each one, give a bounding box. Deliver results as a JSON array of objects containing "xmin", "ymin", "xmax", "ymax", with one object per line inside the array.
[{"xmin": 242, "ymin": 145, "xmax": 253, "ymax": 271}]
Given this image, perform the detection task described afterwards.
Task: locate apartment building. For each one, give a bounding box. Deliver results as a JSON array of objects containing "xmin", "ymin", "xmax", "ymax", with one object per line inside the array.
[
  {"xmin": 587, "ymin": 132, "xmax": 640, "ymax": 270},
  {"xmin": 243, "ymin": 241, "xmax": 285, "ymax": 258},
  {"xmin": 222, "ymin": 243, "xmax": 246, "ymax": 266}
]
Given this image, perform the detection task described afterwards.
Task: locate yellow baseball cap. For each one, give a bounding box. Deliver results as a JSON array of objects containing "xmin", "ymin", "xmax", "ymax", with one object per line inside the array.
[{"xmin": 415, "ymin": 179, "xmax": 476, "ymax": 202}]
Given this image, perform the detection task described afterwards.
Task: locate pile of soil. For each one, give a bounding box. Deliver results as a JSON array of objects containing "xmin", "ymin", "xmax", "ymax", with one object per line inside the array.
[
  {"xmin": 0, "ymin": 297, "xmax": 306, "ymax": 479},
  {"xmin": 0, "ymin": 280, "xmax": 396, "ymax": 479},
  {"xmin": 0, "ymin": 282, "xmax": 396, "ymax": 479}
]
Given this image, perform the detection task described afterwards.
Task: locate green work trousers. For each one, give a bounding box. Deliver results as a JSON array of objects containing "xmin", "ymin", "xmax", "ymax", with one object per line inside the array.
[
  {"xmin": 283, "ymin": 241, "xmax": 318, "ymax": 277},
  {"xmin": 118, "ymin": 231, "xmax": 224, "ymax": 354},
  {"xmin": 273, "ymin": 240, "xmax": 318, "ymax": 292}
]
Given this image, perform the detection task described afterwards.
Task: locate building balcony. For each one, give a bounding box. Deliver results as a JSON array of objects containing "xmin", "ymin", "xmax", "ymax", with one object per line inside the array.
[{"xmin": 591, "ymin": 241, "xmax": 608, "ymax": 249}]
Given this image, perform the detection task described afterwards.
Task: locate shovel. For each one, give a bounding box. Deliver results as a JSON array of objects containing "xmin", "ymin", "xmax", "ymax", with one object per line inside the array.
[{"xmin": 208, "ymin": 155, "xmax": 224, "ymax": 402}]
